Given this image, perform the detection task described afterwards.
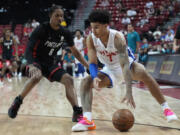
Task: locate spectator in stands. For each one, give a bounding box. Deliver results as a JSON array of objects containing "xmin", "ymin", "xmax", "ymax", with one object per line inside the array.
[
  {"xmin": 146, "ymin": 31, "xmax": 155, "ymax": 42},
  {"xmin": 127, "ymin": 8, "xmax": 137, "ymax": 19},
  {"xmin": 161, "ymin": 44, "xmax": 169, "ymax": 54},
  {"xmin": 31, "ymin": 19, "xmax": 40, "ymax": 30},
  {"xmin": 153, "ymin": 27, "xmax": 161, "ymax": 38},
  {"xmin": 23, "ymin": 23, "xmax": 33, "ymax": 37},
  {"xmin": 159, "ymin": 5, "xmax": 166, "ymax": 15},
  {"xmin": 63, "ymin": 50, "xmax": 75, "ymax": 76},
  {"xmin": 148, "ymin": 45, "xmax": 161, "ymax": 55},
  {"xmin": 141, "ymin": 38, "xmax": 149, "ymax": 49},
  {"xmin": 99, "ymin": 0, "xmax": 109, "ymax": 8},
  {"xmin": 127, "ymin": 24, "xmax": 141, "ymax": 54},
  {"xmin": 145, "ymin": 7, "xmax": 155, "ymax": 18},
  {"xmin": 167, "ymin": 26, "xmax": 174, "ymax": 35},
  {"xmin": 121, "ymin": 14, "xmax": 131, "ymax": 25},
  {"xmin": 136, "ymin": 16, "xmax": 149, "ymax": 28},
  {"xmin": 166, "ymin": 44, "xmax": 175, "ymax": 54},
  {"xmin": 154, "ymin": 34, "xmax": 161, "ymax": 42},
  {"xmin": 167, "ymin": 2, "xmax": 174, "ymax": 16},
  {"xmin": 165, "ymin": 30, "xmax": 174, "ymax": 42},
  {"xmin": 145, "ymin": 1, "xmax": 153, "ymax": 9},
  {"xmin": 109, "ymin": 21, "xmax": 116, "ymax": 29},
  {"xmin": 173, "ymin": 25, "xmax": 180, "ymax": 53},
  {"xmin": 139, "ymin": 48, "xmax": 148, "ymax": 65},
  {"xmin": 160, "ymin": 31, "xmax": 166, "ymax": 41}
]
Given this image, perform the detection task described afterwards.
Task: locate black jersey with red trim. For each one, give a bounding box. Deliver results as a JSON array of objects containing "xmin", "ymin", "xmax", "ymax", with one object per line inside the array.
[
  {"xmin": 2, "ymin": 37, "xmax": 13, "ymax": 53},
  {"xmin": 25, "ymin": 22, "xmax": 74, "ymax": 65}
]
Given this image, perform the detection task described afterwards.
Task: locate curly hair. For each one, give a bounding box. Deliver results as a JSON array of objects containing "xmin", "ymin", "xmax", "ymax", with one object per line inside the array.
[{"xmin": 88, "ymin": 9, "xmax": 111, "ymax": 24}]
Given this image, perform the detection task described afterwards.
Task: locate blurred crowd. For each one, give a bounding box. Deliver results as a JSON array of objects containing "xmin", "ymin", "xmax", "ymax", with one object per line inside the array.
[{"xmin": 0, "ymin": 0, "xmax": 180, "ymax": 83}]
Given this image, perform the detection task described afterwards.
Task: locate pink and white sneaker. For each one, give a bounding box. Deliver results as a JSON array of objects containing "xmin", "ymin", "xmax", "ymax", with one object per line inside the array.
[
  {"xmin": 72, "ymin": 117, "xmax": 96, "ymax": 132},
  {"xmin": 164, "ymin": 108, "xmax": 178, "ymax": 122}
]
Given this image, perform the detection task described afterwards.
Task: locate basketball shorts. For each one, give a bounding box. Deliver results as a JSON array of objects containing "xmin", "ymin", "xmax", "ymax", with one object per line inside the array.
[
  {"xmin": 99, "ymin": 47, "xmax": 135, "ymax": 88},
  {"xmin": 26, "ymin": 63, "xmax": 66, "ymax": 82}
]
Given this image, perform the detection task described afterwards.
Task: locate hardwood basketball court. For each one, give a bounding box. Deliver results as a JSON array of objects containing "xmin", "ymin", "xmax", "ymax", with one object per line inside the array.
[{"xmin": 0, "ymin": 77, "xmax": 179, "ymax": 135}]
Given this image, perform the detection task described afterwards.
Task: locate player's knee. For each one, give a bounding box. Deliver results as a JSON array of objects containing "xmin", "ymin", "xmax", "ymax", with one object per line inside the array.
[
  {"xmin": 61, "ymin": 73, "xmax": 73, "ymax": 86},
  {"xmin": 31, "ymin": 76, "xmax": 42, "ymax": 83},
  {"xmin": 81, "ymin": 76, "xmax": 93, "ymax": 88},
  {"xmin": 138, "ymin": 69, "xmax": 150, "ymax": 82}
]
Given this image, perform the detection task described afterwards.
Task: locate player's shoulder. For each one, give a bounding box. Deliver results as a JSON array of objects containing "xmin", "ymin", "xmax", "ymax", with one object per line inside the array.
[
  {"xmin": 86, "ymin": 34, "xmax": 93, "ymax": 42},
  {"xmin": 114, "ymin": 30, "xmax": 125, "ymax": 40}
]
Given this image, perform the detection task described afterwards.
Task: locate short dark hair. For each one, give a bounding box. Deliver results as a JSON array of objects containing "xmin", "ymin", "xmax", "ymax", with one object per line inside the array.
[
  {"xmin": 88, "ymin": 9, "xmax": 111, "ymax": 24},
  {"xmin": 75, "ymin": 29, "xmax": 82, "ymax": 35},
  {"xmin": 49, "ymin": 5, "xmax": 63, "ymax": 17}
]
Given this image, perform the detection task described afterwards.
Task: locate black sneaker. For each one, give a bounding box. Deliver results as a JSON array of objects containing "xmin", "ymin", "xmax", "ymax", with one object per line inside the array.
[
  {"xmin": 8, "ymin": 96, "xmax": 23, "ymax": 119},
  {"xmin": 72, "ymin": 106, "xmax": 83, "ymax": 122}
]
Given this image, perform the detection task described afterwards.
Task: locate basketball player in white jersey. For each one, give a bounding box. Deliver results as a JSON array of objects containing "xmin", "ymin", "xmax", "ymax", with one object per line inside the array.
[
  {"xmin": 74, "ymin": 29, "xmax": 86, "ymax": 78},
  {"xmin": 72, "ymin": 10, "xmax": 178, "ymax": 132}
]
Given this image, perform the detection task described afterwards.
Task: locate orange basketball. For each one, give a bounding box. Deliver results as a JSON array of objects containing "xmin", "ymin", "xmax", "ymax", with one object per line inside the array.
[{"xmin": 112, "ymin": 109, "xmax": 134, "ymax": 132}]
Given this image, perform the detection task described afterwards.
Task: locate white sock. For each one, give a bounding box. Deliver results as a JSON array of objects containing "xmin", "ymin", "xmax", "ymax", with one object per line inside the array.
[
  {"xmin": 83, "ymin": 112, "xmax": 92, "ymax": 121},
  {"xmin": 161, "ymin": 102, "xmax": 170, "ymax": 111}
]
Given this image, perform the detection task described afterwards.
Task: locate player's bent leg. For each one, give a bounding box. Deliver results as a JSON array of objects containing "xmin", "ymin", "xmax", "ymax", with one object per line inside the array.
[
  {"xmin": 131, "ymin": 62, "xmax": 178, "ymax": 122},
  {"xmin": 72, "ymin": 73, "xmax": 111, "ymax": 132},
  {"xmin": 60, "ymin": 73, "xmax": 82, "ymax": 122},
  {"xmin": 131, "ymin": 62, "xmax": 165, "ymax": 104},
  {"xmin": 61, "ymin": 73, "xmax": 78, "ymax": 108},
  {"xmin": 8, "ymin": 76, "xmax": 42, "ymax": 119}
]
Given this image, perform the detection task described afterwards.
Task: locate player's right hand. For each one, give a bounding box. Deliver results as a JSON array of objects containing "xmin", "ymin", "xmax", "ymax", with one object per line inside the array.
[
  {"xmin": 121, "ymin": 93, "xmax": 136, "ymax": 109},
  {"xmin": 93, "ymin": 77, "xmax": 101, "ymax": 91},
  {"xmin": 28, "ymin": 64, "xmax": 42, "ymax": 79}
]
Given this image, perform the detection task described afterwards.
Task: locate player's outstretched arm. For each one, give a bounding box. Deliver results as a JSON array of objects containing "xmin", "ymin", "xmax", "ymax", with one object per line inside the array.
[
  {"xmin": 70, "ymin": 45, "xmax": 89, "ymax": 69},
  {"xmin": 114, "ymin": 33, "xmax": 135, "ymax": 108}
]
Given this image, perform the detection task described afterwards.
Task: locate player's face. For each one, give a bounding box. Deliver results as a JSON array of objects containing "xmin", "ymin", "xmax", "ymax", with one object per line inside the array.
[
  {"xmin": 76, "ymin": 31, "xmax": 81, "ymax": 37},
  {"xmin": 91, "ymin": 22, "xmax": 108, "ymax": 38},
  {"xmin": 50, "ymin": 9, "xmax": 64, "ymax": 26}
]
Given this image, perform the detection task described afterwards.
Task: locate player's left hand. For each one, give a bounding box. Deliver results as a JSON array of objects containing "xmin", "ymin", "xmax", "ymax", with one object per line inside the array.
[
  {"xmin": 93, "ymin": 77, "xmax": 101, "ymax": 91},
  {"xmin": 121, "ymin": 94, "xmax": 136, "ymax": 109}
]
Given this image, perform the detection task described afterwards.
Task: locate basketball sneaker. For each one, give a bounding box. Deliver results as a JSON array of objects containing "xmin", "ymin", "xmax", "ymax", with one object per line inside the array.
[
  {"xmin": 163, "ymin": 108, "xmax": 178, "ymax": 122},
  {"xmin": 72, "ymin": 106, "xmax": 83, "ymax": 122},
  {"xmin": 72, "ymin": 117, "xmax": 96, "ymax": 132},
  {"xmin": 8, "ymin": 96, "xmax": 23, "ymax": 118}
]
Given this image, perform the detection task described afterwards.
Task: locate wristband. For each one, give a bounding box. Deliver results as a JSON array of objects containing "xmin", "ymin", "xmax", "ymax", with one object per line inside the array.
[{"xmin": 89, "ymin": 63, "xmax": 98, "ymax": 80}]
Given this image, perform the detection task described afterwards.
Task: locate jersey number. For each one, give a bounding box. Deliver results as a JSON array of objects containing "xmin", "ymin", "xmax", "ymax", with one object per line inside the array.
[{"xmin": 49, "ymin": 49, "xmax": 54, "ymax": 56}]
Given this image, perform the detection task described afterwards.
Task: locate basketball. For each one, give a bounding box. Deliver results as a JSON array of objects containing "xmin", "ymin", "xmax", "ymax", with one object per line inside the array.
[{"xmin": 112, "ymin": 109, "xmax": 134, "ymax": 132}]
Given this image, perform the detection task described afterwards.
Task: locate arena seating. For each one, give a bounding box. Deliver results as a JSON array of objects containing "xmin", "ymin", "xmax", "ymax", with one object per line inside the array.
[{"xmin": 94, "ymin": 0, "xmax": 171, "ymax": 34}]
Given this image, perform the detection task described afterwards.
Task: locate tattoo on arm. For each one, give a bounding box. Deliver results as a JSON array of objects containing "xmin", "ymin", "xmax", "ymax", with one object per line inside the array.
[{"xmin": 115, "ymin": 35, "xmax": 132, "ymax": 94}]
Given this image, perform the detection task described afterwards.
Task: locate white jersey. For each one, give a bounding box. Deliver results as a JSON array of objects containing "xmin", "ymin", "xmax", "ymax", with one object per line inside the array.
[
  {"xmin": 92, "ymin": 29, "xmax": 125, "ymax": 70},
  {"xmin": 74, "ymin": 37, "xmax": 84, "ymax": 63},
  {"xmin": 92, "ymin": 29, "xmax": 135, "ymax": 87},
  {"xmin": 74, "ymin": 37, "xmax": 84, "ymax": 52}
]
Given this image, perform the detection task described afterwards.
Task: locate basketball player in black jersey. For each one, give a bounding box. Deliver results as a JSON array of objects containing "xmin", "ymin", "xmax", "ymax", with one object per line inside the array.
[
  {"xmin": 8, "ymin": 5, "xmax": 89, "ymax": 122},
  {"xmin": 0, "ymin": 29, "xmax": 19, "ymax": 80}
]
